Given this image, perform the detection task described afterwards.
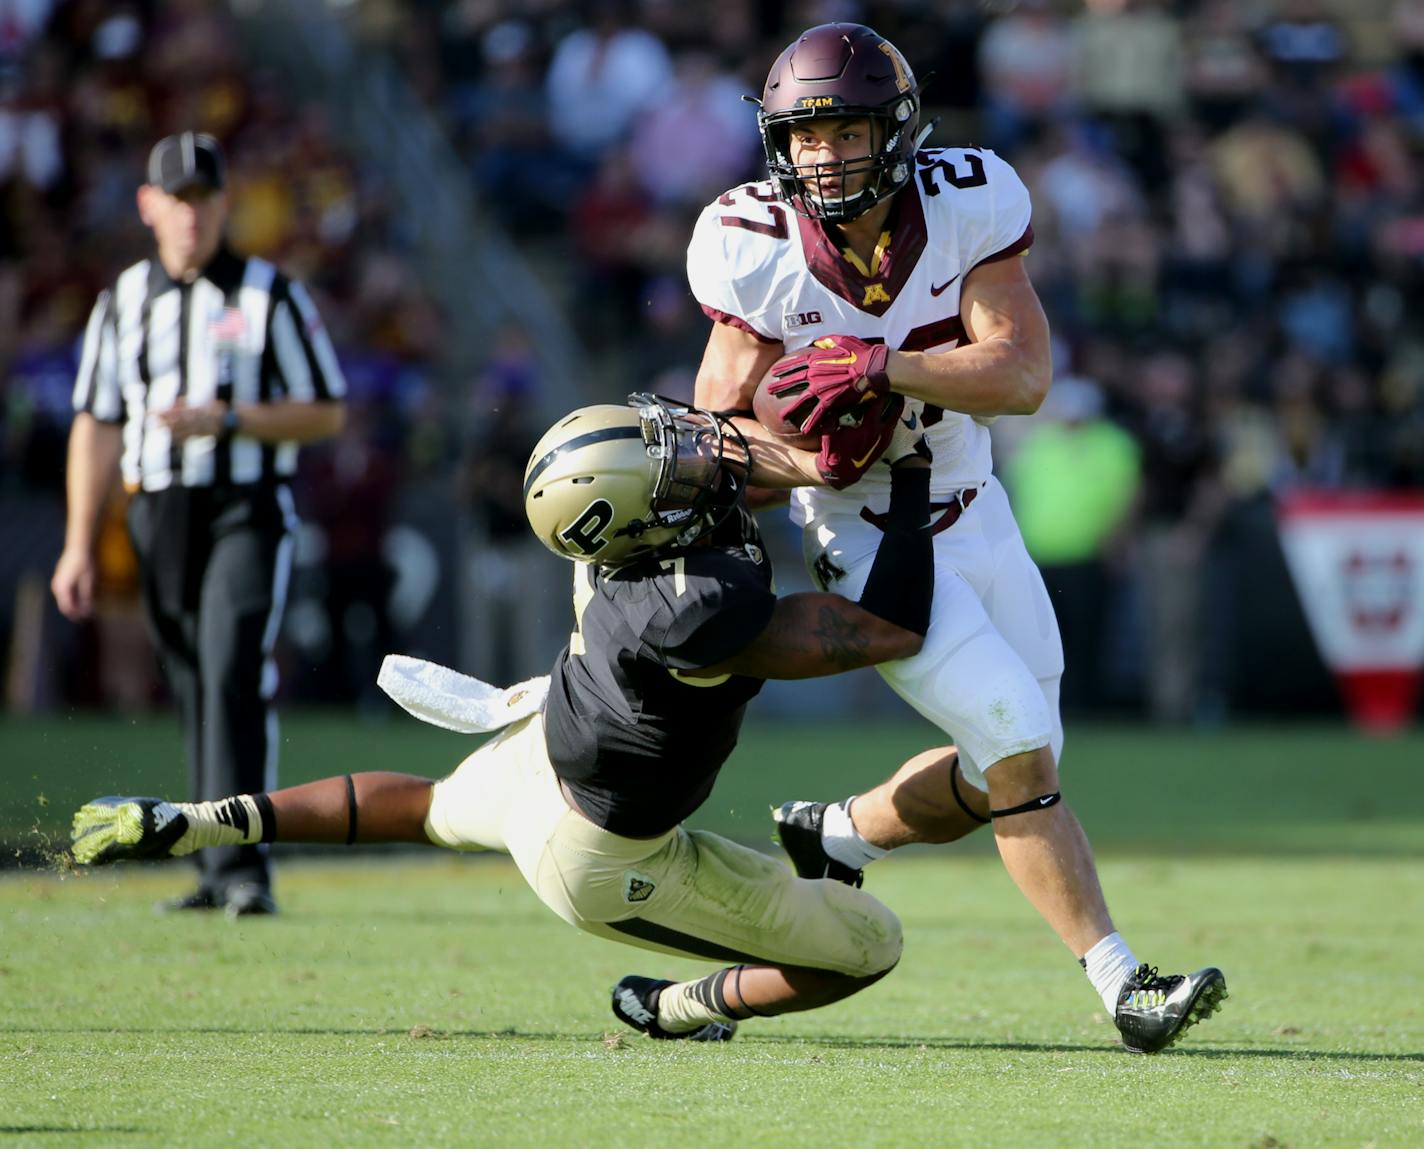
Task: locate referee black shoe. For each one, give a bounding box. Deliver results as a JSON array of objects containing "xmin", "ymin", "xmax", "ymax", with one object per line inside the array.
[
  {"xmin": 224, "ymin": 883, "xmax": 278, "ymax": 920},
  {"xmin": 611, "ymin": 976, "xmax": 736, "ymax": 1042},
  {"xmin": 1115, "ymin": 964, "xmax": 1228, "ymax": 1053},
  {"xmin": 773, "ymin": 801, "xmax": 864, "ymax": 887},
  {"xmin": 156, "ymin": 888, "xmax": 221, "ymax": 914}
]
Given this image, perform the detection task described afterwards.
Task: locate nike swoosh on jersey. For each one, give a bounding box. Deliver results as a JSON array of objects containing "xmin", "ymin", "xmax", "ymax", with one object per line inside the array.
[{"xmin": 930, "ymin": 274, "xmax": 960, "ymax": 297}]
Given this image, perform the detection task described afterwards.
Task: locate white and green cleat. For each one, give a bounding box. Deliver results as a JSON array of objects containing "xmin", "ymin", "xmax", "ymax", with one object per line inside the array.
[{"xmin": 71, "ymin": 797, "xmax": 193, "ymax": 865}]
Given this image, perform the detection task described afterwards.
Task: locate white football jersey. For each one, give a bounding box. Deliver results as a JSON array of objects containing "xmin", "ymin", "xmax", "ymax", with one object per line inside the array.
[{"xmin": 687, "ymin": 147, "xmax": 1033, "ymax": 519}]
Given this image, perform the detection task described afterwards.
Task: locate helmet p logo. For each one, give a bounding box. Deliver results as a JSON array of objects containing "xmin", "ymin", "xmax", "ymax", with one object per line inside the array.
[{"xmin": 559, "ymin": 499, "xmax": 615, "ymax": 557}]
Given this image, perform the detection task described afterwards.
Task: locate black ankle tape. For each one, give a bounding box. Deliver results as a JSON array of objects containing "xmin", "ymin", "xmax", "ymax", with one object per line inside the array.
[
  {"xmin": 253, "ymin": 792, "xmax": 277, "ymax": 844},
  {"xmin": 709, "ymin": 967, "xmax": 733, "ymax": 1018},
  {"xmin": 950, "ymin": 757, "xmax": 990, "ymax": 824},
  {"xmin": 990, "ymin": 792, "xmax": 1061, "ymax": 819},
  {"xmin": 343, "ymin": 774, "xmax": 358, "ymax": 845}
]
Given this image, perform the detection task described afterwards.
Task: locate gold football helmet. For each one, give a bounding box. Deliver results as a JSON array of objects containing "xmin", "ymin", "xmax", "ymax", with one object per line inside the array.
[{"xmin": 523, "ymin": 394, "xmax": 740, "ymax": 565}]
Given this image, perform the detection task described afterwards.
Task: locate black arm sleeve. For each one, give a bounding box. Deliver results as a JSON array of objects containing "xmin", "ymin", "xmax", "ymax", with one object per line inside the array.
[{"xmin": 855, "ymin": 467, "xmax": 933, "ymax": 636}]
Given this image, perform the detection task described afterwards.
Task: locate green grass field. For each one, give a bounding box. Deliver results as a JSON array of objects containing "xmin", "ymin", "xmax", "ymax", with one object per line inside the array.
[{"xmin": 3, "ymin": 714, "xmax": 1423, "ymax": 1148}]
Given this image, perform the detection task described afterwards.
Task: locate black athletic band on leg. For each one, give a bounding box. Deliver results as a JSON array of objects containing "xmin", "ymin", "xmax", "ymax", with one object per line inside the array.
[
  {"xmin": 253, "ymin": 792, "xmax": 278, "ymax": 843},
  {"xmin": 989, "ymin": 791, "xmax": 1061, "ymax": 819},
  {"xmin": 343, "ymin": 774, "xmax": 358, "ymax": 845},
  {"xmin": 731, "ymin": 964, "xmax": 772, "ymax": 1019},
  {"xmin": 950, "ymin": 757, "xmax": 990, "ymax": 825}
]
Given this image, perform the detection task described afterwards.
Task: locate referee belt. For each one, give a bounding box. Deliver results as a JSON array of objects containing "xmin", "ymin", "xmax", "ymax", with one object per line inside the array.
[{"xmin": 858, "ymin": 482, "xmax": 982, "ymax": 536}]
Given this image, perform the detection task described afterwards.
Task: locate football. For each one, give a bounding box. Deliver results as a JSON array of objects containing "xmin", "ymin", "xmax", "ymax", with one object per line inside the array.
[{"xmin": 752, "ymin": 358, "xmax": 820, "ymax": 450}]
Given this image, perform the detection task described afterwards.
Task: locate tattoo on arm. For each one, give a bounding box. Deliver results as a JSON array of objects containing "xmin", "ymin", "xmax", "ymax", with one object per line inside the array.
[{"xmin": 813, "ymin": 604, "xmax": 870, "ymax": 670}]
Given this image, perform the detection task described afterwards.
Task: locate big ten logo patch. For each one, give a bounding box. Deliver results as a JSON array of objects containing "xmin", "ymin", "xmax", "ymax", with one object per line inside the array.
[
  {"xmin": 784, "ymin": 310, "xmax": 823, "ymax": 330},
  {"xmin": 623, "ymin": 871, "xmax": 656, "ymax": 903}
]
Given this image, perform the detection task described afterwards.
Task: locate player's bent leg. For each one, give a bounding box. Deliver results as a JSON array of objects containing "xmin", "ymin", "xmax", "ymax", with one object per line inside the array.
[
  {"xmin": 611, "ymin": 961, "xmax": 888, "ymax": 1042},
  {"xmin": 528, "ymin": 813, "xmax": 902, "ymax": 1038},
  {"xmin": 851, "ymin": 746, "xmax": 991, "ymax": 847},
  {"xmin": 774, "ymin": 747, "xmax": 990, "ymax": 884},
  {"xmin": 549, "ymin": 824, "xmax": 903, "ymax": 978}
]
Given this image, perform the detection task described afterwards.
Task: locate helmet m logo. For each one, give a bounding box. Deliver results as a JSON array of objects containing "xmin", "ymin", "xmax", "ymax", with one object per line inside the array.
[
  {"xmin": 559, "ymin": 499, "xmax": 616, "ymax": 557},
  {"xmin": 878, "ymin": 42, "xmax": 911, "ymax": 93}
]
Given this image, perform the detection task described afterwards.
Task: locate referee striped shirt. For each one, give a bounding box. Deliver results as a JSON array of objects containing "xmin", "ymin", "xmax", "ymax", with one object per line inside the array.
[{"xmin": 72, "ymin": 246, "xmax": 347, "ymax": 492}]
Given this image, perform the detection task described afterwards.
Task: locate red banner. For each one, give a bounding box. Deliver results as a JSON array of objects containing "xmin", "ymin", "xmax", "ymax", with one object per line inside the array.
[{"xmin": 1276, "ymin": 491, "xmax": 1424, "ymax": 731}]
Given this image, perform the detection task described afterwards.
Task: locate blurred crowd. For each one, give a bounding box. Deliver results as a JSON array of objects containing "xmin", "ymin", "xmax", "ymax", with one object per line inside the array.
[{"xmin": 5, "ymin": 0, "xmax": 1424, "ymax": 722}]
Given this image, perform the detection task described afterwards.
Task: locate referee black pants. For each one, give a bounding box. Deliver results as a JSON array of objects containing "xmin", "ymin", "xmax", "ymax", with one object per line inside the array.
[{"xmin": 128, "ymin": 485, "xmax": 295, "ymax": 900}]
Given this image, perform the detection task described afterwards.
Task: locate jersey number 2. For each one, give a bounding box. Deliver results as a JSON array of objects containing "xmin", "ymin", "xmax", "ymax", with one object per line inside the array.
[{"xmin": 918, "ymin": 153, "xmax": 987, "ymax": 197}]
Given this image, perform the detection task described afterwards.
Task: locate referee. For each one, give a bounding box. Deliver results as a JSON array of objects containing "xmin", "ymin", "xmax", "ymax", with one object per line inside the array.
[{"xmin": 51, "ymin": 132, "xmax": 347, "ymax": 918}]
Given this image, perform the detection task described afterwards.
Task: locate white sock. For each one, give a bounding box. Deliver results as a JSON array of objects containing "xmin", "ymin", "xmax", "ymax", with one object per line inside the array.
[
  {"xmin": 821, "ymin": 798, "xmax": 888, "ymax": 870},
  {"xmin": 1081, "ymin": 931, "xmax": 1140, "ymax": 1015},
  {"xmin": 173, "ymin": 795, "xmax": 267, "ymax": 853},
  {"xmin": 655, "ymin": 971, "xmax": 739, "ymax": 1034}
]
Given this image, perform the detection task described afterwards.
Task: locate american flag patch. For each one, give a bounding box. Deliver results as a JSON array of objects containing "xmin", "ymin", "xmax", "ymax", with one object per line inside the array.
[{"xmin": 209, "ymin": 307, "xmax": 247, "ymax": 347}]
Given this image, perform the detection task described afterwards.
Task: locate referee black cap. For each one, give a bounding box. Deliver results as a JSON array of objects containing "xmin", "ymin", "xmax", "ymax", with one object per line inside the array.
[{"xmin": 147, "ymin": 131, "xmax": 225, "ymax": 194}]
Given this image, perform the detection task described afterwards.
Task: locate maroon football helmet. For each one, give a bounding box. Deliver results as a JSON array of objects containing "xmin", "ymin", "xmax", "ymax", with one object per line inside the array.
[{"xmin": 757, "ymin": 23, "xmax": 922, "ymax": 222}]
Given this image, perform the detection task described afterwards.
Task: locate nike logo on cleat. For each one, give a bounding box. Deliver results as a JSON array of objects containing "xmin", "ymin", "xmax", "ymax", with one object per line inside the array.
[{"xmin": 614, "ymin": 988, "xmax": 656, "ymax": 1027}]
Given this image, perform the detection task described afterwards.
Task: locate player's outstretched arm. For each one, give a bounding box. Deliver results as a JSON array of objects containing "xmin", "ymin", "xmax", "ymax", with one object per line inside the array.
[{"xmin": 683, "ymin": 455, "xmax": 933, "ymax": 681}]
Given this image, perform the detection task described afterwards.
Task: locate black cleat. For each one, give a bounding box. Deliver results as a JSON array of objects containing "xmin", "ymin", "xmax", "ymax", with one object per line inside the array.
[
  {"xmin": 71, "ymin": 797, "xmax": 191, "ymax": 866},
  {"xmin": 1115, "ymin": 964, "xmax": 1228, "ymax": 1053},
  {"xmin": 224, "ymin": 883, "xmax": 278, "ymax": 920},
  {"xmin": 773, "ymin": 801, "xmax": 863, "ymax": 887},
  {"xmin": 610, "ymin": 976, "xmax": 736, "ymax": 1042}
]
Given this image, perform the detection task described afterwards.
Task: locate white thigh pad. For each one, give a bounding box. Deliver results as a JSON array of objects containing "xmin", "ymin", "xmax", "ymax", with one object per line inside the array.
[{"xmin": 804, "ymin": 486, "xmax": 1058, "ymax": 778}]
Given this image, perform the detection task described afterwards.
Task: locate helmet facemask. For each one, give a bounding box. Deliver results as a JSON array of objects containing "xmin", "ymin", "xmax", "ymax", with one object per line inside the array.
[
  {"xmin": 630, "ymin": 392, "xmax": 734, "ymax": 545},
  {"xmin": 760, "ymin": 101, "xmax": 918, "ymax": 223}
]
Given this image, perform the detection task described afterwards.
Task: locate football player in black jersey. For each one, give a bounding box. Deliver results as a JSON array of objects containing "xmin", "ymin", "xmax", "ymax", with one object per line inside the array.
[{"xmin": 71, "ymin": 393, "xmax": 935, "ymax": 1041}]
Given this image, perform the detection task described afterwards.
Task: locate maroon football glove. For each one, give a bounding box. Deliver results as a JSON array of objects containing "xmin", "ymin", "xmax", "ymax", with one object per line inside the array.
[
  {"xmin": 767, "ymin": 335, "xmax": 892, "ymax": 437},
  {"xmin": 816, "ymin": 393, "xmax": 906, "ymax": 490}
]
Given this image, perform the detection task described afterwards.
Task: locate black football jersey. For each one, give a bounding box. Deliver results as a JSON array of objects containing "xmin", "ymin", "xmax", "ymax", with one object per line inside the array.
[{"xmin": 543, "ymin": 506, "xmax": 776, "ymax": 837}]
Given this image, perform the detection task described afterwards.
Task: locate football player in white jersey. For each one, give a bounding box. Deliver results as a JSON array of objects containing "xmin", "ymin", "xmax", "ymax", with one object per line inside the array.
[{"xmin": 689, "ymin": 22, "xmax": 1226, "ymax": 1053}]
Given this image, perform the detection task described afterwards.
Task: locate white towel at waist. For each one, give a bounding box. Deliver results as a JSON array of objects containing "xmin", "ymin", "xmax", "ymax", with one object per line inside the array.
[{"xmin": 377, "ymin": 654, "xmax": 549, "ymax": 734}]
